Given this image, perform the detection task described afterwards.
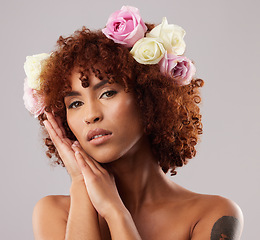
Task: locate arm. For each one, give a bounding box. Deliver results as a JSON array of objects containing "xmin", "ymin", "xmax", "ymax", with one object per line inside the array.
[
  {"xmin": 75, "ymin": 150, "xmax": 142, "ymax": 240},
  {"xmin": 32, "ymin": 185, "xmax": 101, "ymax": 240},
  {"xmin": 33, "ymin": 112, "xmax": 101, "ymax": 240},
  {"xmin": 105, "ymin": 207, "xmax": 142, "ymax": 240},
  {"xmin": 65, "ymin": 180, "xmax": 101, "ymax": 240},
  {"xmin": 191, "ymin": 196, "xmax": 244, "ymax": 240}
]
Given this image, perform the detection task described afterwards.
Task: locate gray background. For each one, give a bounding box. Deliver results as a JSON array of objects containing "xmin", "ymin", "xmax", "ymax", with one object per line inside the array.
[{"xmin": 1, "ymin": 0, "xmax": 259, "ymax": 239}]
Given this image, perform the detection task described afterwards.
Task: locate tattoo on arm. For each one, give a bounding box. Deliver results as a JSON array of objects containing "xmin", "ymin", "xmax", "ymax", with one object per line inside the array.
[{"xmin": 210, "ymin": 216, "xmax": 241, "ymax": 240}]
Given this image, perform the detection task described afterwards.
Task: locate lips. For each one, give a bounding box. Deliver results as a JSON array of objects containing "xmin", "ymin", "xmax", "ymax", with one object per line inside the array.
[{"xmin": 87, "ymin": 128, "xmax": 112, "ymax": 141}]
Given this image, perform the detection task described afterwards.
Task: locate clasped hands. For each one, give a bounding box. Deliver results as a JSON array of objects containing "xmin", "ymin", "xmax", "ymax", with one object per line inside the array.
[{"xmin": 43, "ymin": 111, "xmax": 125, "ymax": 220}]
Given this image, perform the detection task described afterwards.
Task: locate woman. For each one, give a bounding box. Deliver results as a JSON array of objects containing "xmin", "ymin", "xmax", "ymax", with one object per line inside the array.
[{"xmin": 24, "ymin": 6, "xmax": 243, "ymax": 240}]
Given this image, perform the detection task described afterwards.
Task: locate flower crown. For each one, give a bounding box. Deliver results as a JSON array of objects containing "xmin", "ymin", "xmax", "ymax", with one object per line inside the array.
[{"xmin": 23, "ymin": 5, "xmax": 196, "ymax": 118}]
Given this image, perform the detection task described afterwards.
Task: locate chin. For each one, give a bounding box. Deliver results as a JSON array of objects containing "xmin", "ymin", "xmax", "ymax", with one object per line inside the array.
[
  {"xmin": 84, "ymin": 148, "xmax": 121, "ymax": 164},
  {"xmin": 80, "ymin": 135, "xmax": 144, "ymax": 165}
]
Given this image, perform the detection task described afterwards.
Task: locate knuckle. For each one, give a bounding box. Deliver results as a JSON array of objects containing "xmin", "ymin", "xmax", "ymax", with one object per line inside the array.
[
  {"xmin": 96, "ymin": 171, "xmax": 104, "ymax": 178},
  {"xmin": 88, "ymin": 175, "xmax": 98, "ymax": 183},
  {"xmin": 103, "ymin": 170, "xmax": 109, "ymax": 177}
]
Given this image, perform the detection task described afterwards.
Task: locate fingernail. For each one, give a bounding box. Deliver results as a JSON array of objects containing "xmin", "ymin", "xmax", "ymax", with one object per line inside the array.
[
  {"xmin": 44, "ymin": 111, "xmax": 50, "ymax": 119},
  {"xmin": 73, "ymin": 141, "xmax": 80, "ymax": 146}
]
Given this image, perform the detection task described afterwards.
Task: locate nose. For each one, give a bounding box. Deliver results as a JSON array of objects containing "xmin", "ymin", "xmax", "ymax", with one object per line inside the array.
[{"xmin": 83, "ymin": 102, "xmax": 103, "ymax": 124}]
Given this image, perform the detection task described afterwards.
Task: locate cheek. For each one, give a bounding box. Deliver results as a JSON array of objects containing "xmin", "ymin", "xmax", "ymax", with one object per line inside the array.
[
  {"xmin": 110, "ymin": 97, "xmax": 134, "ymax": 123},
  {"xmin": 113, "ymin": 98, "xmax": 131, "ymax": 119},
  {"xmin": 67, "ymin": 114, "xmax": 83, "ymax": 140},
  {"xmin": 110, "ymin": 97, "xmax": 143, "ymax": 137}
]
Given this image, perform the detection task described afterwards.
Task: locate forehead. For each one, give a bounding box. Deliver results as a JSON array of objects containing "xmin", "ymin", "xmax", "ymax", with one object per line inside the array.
[
  {"xmin": 67, "ymin": 66, "xmax": 129, "ymax": 96},
  {"xmin": 69, "ymin": 68, "xmax": 103, "ymax": 88}
]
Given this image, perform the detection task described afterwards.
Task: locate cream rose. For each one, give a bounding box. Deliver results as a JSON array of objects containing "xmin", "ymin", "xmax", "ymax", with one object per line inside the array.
[
  {"xmin": 147, "ymin": 17, "xmax": 186, "ymax": 55},
  {"xmin": 24, "ymin": 53, "xmax": 49, "ymax": 90},
  {"xmin": 130, "ymin": 37, "xmax": 166, "ymax": 64}
]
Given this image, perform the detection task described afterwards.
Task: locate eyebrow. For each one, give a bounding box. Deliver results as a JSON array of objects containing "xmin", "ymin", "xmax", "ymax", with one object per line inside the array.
[
  {"xmin": 65, "ymin": 80, "xmax": 109, "ymax": 98},
  {"xmin": 93, "ymin": 79, "xmax": 109, "ymax": 90},
  {"xmin": 65, "ymin": 91, "xmax": 81, "ymax": 98}
]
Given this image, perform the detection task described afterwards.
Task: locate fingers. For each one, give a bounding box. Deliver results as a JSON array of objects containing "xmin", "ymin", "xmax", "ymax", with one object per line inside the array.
[
  {"xmin": 45, "ymin": 111, "xmax": 65, "ymax": 139},
  {"xmin": 44, "ymin": 120, "xmax": 82, "ymax": 176},
  {"xmin": 43, "ymin": 118, "xmax": 73, "ymax": 157},
  {"xmin": 43, "ymin": 119, "xmax": 64, "ymax": 147},
  {"xmin": 72, "ymin": 142, "xmax": 107, "ymax": 175},
  {"xmin": 55, "ymin": 115, "xmax": 67, "ymax": 137},
  {"xmin": 75, "ymin": 150, "xmax": 102, "ymax": 175},
  {"xmin": 75, "ymin": 151, "xmax": 94, "ymax": 177}
]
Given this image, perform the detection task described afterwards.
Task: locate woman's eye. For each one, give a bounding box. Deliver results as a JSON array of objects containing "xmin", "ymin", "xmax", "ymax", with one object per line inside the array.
[
  {"xmin": 101, "ymin": 90, "xmax": 117, "ymax": 99},
  {"xmin": 68, "ymin": 101, "xmax": 83, "ymax": 109}
]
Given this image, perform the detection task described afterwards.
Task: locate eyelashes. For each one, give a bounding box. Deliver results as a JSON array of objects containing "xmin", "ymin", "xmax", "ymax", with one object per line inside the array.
[
  {"xmin": 68, "ymin": 101, "xmax": 83, "ymax": 109},
  {"xmin": 67, "ymin": 90, "xmax": 118, "ymax": 109},
  {"xmin": 101, "ymin": 90, "xmax": 117, "ymax": 98}
]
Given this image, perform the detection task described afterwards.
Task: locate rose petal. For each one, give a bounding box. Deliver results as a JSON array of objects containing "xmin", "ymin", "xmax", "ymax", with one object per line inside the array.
[
  {"xmin": 130, "ymin": 37, "xmax": 166, "ymax": 64},
  {"xmin": 24, "ymin": 53, "xmax": 50, "ymax": 90},
  {"xmin": 159, "ymin": 53, "xmax": 196, "ymax": 85},
  {"xmin": 23, "ymin": 78, "xmax": 45, "ymax": 118},
  {"xmin": 102, "ymin": 5, "xmax": 147, "ymax": 47},
  {"xmin": 147, "ymin": 17, "xmax": 186, "ymax": 55}
]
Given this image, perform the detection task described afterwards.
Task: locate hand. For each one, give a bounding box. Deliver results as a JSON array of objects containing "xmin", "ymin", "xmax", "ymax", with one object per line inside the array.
[
  {"xmin": 74, "ymin": 150, "xmax": 126, "ymax": 219},
  {"xmin": 43, "ymin": 111, "xmax": 83, "ymax": 182}
]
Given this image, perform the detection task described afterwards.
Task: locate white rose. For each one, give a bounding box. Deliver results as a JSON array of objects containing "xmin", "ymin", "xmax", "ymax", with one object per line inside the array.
[
  {"xmin": 24, "ymin": 53, "xmax": 49, "ymax": 90},
  {"xmin": 147, "ymin": 17, "xmax": 186, "ymax": 55},
  {"xmin": 130, "ymin": 37, "xmax": 166, "ymax": 64}
]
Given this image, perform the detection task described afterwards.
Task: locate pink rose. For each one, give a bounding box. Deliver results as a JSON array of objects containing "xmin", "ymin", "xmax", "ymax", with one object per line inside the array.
[
  {"xmin": 23, "ymin": 78, "xmax": 45, "ymax": 118},
  {"xmin": 102, "ymin": 6, "xmax": 147, "ymax": 48},
  {"xmin": 160, "ymin": 53, "xmax": 196, "ymax": 86}
]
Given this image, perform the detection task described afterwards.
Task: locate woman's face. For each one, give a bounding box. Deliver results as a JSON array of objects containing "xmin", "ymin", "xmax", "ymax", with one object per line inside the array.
[{"xmin": 64, "ymin": 69, "xmax": 144, "ymax": 163}]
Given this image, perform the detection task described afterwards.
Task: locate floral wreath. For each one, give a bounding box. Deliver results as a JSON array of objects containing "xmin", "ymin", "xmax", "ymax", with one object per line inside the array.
[{"xmin": 23, "ymin": 5, "xmax": 196, "ymax": 118}]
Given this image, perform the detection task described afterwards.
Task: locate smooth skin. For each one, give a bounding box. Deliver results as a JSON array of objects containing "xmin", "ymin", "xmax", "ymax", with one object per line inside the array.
[{"xmin": 33, "ymin": 69, "xmax": 243, "ymax": 240}]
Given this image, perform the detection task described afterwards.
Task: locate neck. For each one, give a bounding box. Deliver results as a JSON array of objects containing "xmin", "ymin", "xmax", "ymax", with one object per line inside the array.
[{"xmin": 104, "ymin": 136, "xmax": 173, "ymax": 214}]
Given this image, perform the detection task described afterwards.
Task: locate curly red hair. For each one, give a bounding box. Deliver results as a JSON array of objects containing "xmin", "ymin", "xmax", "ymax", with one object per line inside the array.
[{"xmin": 38, "ymin": 25, "xmax": 204, "ymax": 175}]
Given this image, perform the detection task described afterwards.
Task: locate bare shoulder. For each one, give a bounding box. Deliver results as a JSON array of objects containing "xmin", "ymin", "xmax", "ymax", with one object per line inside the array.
[
  {"xmin": 191, "ymin": 194, "xmax": 244, "ymax": 240},
  {"xmin": 33, "ymin": 195, "xmax": 70, "ymax": 239},
  {"xmin": 33, "ymin": 195, "xmax": 70, "ymax": 220},
  {"xmin": 192, "ymin": 194, "xmax": 243, "ymax": 216}
]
